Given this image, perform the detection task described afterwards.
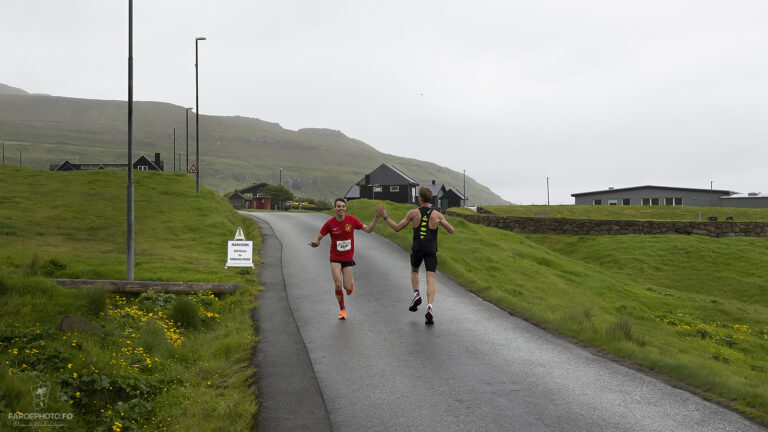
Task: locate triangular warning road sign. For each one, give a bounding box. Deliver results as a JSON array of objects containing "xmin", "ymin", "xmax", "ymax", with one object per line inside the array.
[
  {"xmin": 188, "ymin": 164, "xmax": 197, "ymax": 174},
  {"xmin": 234, "ymin": 227, "xmax": 246, "ymax": 241}
]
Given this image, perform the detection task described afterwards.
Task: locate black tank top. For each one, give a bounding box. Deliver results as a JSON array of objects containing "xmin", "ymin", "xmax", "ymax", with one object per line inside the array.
[{"xmin": 412, "ymin": 207, "xmax": 438, "ymax": 252}]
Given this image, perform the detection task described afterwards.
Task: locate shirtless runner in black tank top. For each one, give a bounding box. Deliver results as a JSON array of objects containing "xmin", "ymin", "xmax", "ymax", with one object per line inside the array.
[{"xmin": 376, "ymin": 187, "xmax": 455, "ymax": 324}]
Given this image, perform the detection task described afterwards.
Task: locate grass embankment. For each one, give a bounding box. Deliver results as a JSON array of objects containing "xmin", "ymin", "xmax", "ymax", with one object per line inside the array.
[
  {"xmin": 0, "ymin": 165, "xmax": 259, "ymax": 431},
  {"xmin": 349, "ymin": 200, "xmax": 768, "ymax": 424},
  {"xmin": 473, "ymin": 204, "xmax": 768, "ymax": 222}
]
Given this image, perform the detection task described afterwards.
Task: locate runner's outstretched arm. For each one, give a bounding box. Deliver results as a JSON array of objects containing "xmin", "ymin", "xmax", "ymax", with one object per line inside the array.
[
  {"xmin": 362, "ymin": 213, "xmax": 381, "ymax": 233},
  {"xmin": 309, "ymin": 232, "xmax": 325, "ymax": 247},
  {"xmin": 436, "ymin": 212, "xmax": 455, "ymax": 234},
  {"xmin": 378, "ymin": 206, "xmax": 415, "ymax": 232}
]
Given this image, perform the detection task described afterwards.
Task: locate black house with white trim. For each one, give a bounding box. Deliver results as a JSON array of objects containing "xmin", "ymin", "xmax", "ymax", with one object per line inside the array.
[{"xmin": 347, "ymin": 163, "xmax": 419, "ymax": 204}]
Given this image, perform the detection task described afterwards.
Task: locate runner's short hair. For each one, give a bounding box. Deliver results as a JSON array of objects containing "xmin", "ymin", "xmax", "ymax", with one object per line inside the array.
[
  {"xmin": 334, "ymin": 198, "xmax": 347, "ymax": 206},
  {"xmin": 418, "ymin": 187, "xmax": 432, "ymax": 204}
]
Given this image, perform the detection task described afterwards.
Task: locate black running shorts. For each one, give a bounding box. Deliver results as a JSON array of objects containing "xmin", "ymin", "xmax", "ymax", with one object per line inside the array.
[
  {"xmin": 330, "ymin": 259, "xmax": 356, "ymax": 268},
  {"xmin": 410, "ymin": 250, "xmax": 437, "ymax": 272}
]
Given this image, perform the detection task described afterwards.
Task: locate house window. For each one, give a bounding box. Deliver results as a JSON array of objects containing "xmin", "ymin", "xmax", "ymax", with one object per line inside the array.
[
  {"xmin": 390, "ymin": 186, "xmax": 399, "ymax": 192},
  {"xmin": 651, "ymin": 198, "xmax": 660, "ymax": 206},
  {"xmin": 373, "ymin": 186, "xmax": 382, "ymax": 192},
  {"xmin": 137, "ymin": 165, "xmax": 148, "ymax": 171},
  {"xmin": 593, "ymin": 199, "xmax": 602, "ymax": 205},
  {"xmin": 674, "ymin": 197, "xmax": 683, "ymax": 206},
  {"xmin": 641, "ymin": 198, "xmax": 651, "ymax": 206},
  {"xmin": 622, "ymin": 198, "xmax": 631, "ymax": 205},
  {"xmin": 608, "ymin": 199, "xmax": 618, "ymax": 206},
  {"xmin": 665, "ymin": 197, "xmax": 674, "ymax": 206}
]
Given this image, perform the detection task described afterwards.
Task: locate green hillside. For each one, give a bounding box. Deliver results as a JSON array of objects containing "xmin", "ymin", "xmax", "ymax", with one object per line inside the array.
[
  {"xmin": 0, "ymin": 85, "xmax": 504, "ymax": 205},
  {"xmin": 0, "ymin": 165, "xmax": 259, "ymax": 430},
  {"xmin": 350, "ymin": 200, "xmax": 768, "ymax": 424}
]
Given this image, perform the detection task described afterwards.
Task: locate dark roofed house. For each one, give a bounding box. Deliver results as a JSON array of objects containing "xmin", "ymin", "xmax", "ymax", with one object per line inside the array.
[
  {"xmin": 443, "ymin": 188, "xmax": 468, "ymax": 208},
  {"xmin": 425, "ymin": 180, "xmax": 447, "ymax": 209},
  {"xmin": 133, "ymin": 153, "xmax": 164, "ymax": 171},
  {"xmin": 351, "ymin": 163, "xmax": 419, "ymax": 204},
  {"xmin": 228, "ymin": 190, "xmax": 249, "ymax": 210},
  {"xmin": 51, "ymin": 153, "xmax": 164, "ymax": 171}
]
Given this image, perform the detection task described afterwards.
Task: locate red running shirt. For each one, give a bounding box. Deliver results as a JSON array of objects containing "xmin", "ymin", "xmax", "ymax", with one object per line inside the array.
[{"xmin": 320, "ymin": 215, "xmax": 364, "ymax": 262}]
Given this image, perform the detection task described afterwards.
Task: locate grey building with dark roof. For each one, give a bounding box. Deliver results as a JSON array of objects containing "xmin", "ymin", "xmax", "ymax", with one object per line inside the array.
[{"xmin": 571, "ymin": 185, "xmax": 768, "ymax": 208}]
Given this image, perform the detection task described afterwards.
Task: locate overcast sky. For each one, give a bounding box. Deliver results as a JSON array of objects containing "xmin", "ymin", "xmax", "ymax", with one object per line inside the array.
[{"xmin": 3, "ymin": 0, "xmax": 767, "ymax": 204}]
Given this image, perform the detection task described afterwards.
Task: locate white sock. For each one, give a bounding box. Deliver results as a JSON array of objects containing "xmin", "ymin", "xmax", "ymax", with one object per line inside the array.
[{"xmin": 427, "ymin": 304, "xmax": 433, "ymax": 311}]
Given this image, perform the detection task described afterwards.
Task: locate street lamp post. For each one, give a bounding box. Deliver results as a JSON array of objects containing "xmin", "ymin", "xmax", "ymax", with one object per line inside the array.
[
  {"xmin": 195, "ymin": 36, "xmax": 206, "ymax": 194},
  {"xmin": 185, "ymin": 107, "xmax": 192, "ymax": 172},
  {"xmin": 127, "ymin": 0, "xmax": 135, "ymax": 281}
]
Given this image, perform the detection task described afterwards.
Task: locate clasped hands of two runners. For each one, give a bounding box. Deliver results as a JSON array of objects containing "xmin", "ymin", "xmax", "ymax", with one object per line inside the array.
[{"xmin": 375, "ymin": 205, "xmax": 387, "ymax": 219}]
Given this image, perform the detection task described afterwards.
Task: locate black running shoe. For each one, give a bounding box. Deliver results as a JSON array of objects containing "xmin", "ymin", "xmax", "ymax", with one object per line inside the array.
[
  {"xmin": 409, "ymin": 294, "xmax": 422, "ymax": 312},
  {"xmin": 425, "ymin": 309, "xmax": 434, "ymax": 325}
]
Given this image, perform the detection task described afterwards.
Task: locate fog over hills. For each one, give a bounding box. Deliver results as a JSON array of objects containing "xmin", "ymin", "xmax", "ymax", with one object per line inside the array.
[{"xmin": 0, "ymin": 84, "xmax": 508, "ymax": 205}]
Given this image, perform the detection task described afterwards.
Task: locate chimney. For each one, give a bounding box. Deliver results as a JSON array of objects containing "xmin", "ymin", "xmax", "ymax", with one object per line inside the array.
[{"xmin": 154, "ymin": 153, "xmax": 164, "ymax": 171}]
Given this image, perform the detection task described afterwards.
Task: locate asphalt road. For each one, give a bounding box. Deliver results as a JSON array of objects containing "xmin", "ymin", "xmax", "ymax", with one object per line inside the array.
[{"xmin": 245, "ymin": 211, "xmax": 766, "ymax": 432}]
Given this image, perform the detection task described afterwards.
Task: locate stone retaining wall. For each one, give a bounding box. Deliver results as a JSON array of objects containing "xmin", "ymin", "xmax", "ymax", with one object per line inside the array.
[{"xmin": 445, "ymin": 211, "xmax": 768, "ymax": 238}]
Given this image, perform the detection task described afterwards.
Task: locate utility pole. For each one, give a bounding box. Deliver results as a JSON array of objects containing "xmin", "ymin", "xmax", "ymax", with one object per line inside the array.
[
  {"xmin": 547, "ymin": 177, "xmax": 550, "ymax": 205},
  {"xmin": 185, "ymin": 107, "xmax": 192, "ymax": 172},
  {"xmin": 463, "ymin": 169, "xmax": 466, "ymax": 203},
  {"xmin": 172, "ymin": 127, "xmax": 176, "ymax": 172}
]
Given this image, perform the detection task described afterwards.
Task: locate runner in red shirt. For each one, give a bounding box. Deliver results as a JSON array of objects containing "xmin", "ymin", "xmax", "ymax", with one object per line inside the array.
[{"xmin": 309, "ymin": 198, "xmax": 380, "ymax": 319}]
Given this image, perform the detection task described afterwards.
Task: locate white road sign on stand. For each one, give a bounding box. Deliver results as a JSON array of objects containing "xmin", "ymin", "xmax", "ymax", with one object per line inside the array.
[{"xmin": 225, "ymin": 227, "xmax": 254, "ymax": 268}]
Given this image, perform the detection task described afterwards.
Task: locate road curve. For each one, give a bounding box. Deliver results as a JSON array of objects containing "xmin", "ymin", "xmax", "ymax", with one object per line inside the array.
[{"xmin": 245, "ymin": 211, "xmax": 766, "ymax": 432}]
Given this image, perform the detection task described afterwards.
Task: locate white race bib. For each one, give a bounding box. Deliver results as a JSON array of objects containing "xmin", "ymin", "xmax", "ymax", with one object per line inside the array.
[{"xmin": 336, "ymin": 240, "xmax": 351, "ymax": 251}]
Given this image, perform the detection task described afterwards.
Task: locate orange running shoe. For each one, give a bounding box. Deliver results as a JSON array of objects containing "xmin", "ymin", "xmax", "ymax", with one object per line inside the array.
[
  {"xmin": 337, "ymin": 309, "xmax": 347, "ymax": 320},
  {"xmin": 345, "ymin": 283, "xmax": 354, "ymax": 296}
]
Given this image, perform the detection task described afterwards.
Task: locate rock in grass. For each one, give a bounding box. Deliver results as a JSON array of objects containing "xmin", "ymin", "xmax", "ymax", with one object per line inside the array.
[{"xmin": 59, "ymin": 314, "xmax": 103, "ymax": 335}]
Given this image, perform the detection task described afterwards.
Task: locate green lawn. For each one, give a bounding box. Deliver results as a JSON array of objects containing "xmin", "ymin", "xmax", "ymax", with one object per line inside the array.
[
  {"xmin": 472, "ymin": 204, "xmax": 768, "ymax": 222},
  {"xmin": 351, "ymin": 199, "xmax": 768, "ymax": 424},
  {"xmin": 0, "ymin": 165, "xmax": 260, "ymax": 431}
]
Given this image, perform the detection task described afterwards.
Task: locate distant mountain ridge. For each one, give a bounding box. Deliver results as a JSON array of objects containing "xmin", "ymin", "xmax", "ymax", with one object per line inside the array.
[
  {"xmin": 0, "ymin": 84, "xmax": 508, "ymax": 205},
  {"xmin": 0, "ymin": 83, "xmax": 29, "ymax": 96}
]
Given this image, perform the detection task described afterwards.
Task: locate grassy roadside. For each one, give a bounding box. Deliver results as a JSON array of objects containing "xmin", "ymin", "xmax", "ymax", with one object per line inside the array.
[
  {"xmin": 349, "ymin": 199, "xmax": 768, "ymax": 424},
  {"xmin": 471, "ymin": 204, "xmax": 768, "ymax": 222},
  {"xmin": 0, "ymin": 165, "xmax": 260, "ymax": 431}
]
